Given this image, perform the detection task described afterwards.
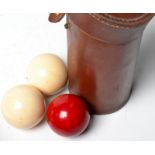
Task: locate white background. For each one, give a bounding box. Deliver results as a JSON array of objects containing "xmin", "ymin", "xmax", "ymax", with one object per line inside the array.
[{"xmin": 0, "ymin": 14, "xmax": 155, "ymax": 141}]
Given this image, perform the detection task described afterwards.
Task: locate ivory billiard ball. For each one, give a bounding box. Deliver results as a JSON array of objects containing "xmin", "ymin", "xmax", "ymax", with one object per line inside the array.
[
  {"xmin": 27, "ymin": 53, "xmax": 67, "ymax": 96},
  {"xmin": 1, "ymin": 85, "xmax": 46, "ymax": 129}
]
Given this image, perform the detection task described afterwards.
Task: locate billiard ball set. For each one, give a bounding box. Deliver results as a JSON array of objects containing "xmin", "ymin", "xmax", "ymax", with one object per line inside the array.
[
  {"xmin": 1, "ymin": 13, "xmax": 154, "ymax": 138},
  {"xmin": 1, "ymin": 53, "xmax": 90, "ymax": 137}
]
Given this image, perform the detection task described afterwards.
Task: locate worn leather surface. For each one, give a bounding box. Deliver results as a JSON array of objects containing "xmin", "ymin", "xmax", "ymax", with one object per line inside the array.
[
  {"xmin": 49, "ymin": 13, "xmax": 153, "ymax": 114},
  {"xmin": 66, "ymin": 13, "xmax": 153, "ymax": 114}
]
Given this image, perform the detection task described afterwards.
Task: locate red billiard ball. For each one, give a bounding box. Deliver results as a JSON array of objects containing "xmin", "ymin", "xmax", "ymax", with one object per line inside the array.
[{"xmin": 46, "ymin": 94, "xmax": 90, "ymax": 137}]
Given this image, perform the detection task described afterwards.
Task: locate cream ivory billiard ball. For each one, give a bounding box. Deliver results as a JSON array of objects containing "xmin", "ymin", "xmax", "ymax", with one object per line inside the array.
[
  {"xmin": 1, "ymin": 85, "xmax": 46, "ymax": 129},
  {"xmin": 27, "ymin": 53, "xmax": 67, "ymax": 96}
]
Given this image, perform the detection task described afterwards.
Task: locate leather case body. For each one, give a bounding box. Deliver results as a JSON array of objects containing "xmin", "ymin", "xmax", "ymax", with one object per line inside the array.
[{"xmin": 49, "ymin": 13, "xmax": 153, "ymax": 114}]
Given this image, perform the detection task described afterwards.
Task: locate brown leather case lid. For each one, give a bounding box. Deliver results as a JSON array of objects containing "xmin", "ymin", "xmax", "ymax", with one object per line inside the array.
[{"xmin": 68, "ymin": 13, "xmax": 154, "ymax": 44}]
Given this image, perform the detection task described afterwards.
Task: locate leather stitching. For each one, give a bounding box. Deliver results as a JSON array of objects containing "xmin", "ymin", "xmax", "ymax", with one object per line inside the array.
[
  {"xmin": 89, "ymin": 13, "xmax": 153, "ymax": 29},
  {"xmin": 68, "ymin": 17, "xmax": 139, "ymax": 45},
  {"xmin": 100, "ymin": 13, "xmax": 150, "ymax": 22}
]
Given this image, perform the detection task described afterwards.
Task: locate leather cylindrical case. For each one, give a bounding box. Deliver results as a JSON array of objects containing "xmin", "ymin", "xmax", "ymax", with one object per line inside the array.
[
  {"xmin": 66, "ymin": 13, "xmax": 153, "ymax": 114},
  {"xmin": 49, "ymin": 13, "xmax": 153, "ymax": 114}
]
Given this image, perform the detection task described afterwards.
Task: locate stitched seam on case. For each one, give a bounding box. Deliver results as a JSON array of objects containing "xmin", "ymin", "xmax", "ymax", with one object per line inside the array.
[
  {"xmin": 68, "ymin": 17, "xmax": 139, "ymax": 45},
  {"xmin": 90, "ymin": 14, "xmax": 130, "ymax": 29},
  {"xmin": 99, "ymin": 14, "xmax": 150, "ymax": 26},
  {"xmin": 89, "ymin": 13, "xmax": 152, "ymax": 29},
  {"xmin": 101, "ymin": 13, "xmax": 150, "ymax": 22}
]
